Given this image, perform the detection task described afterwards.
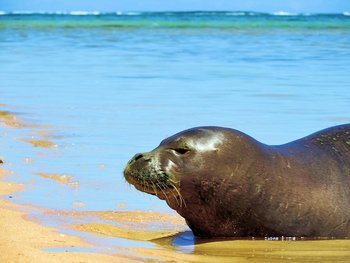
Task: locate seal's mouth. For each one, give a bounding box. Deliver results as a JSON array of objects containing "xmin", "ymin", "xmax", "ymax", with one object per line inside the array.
[
  {"xmin": 124, "ymin": 172, "xmax": 174, "ymax": 197},
  {"xmin": 124, "ymin": 165, "xmax": 186, "ymax": 209},
  {"xmin": 124, "ymin": 165, "xmax": 176, "ymax": 195},
  {"xmin": 123, "ymin": 153, "xmax": 186, "ymax": 207}
]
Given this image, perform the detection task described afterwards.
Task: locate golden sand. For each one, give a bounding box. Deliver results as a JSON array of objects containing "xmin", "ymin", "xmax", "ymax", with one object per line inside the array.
[
  {"xmin": 132, "ymin": 238, "xmax": 350, "ymax": 263},
  {"xmin": 0, "ymin": 168, "xmax": 135, "ymax": 262},
  {"xmin": 0, "ymin": 110, "xmax": 27, "ymax": 128},
  {"xmin": 53, "ymin": 209, "xmax": 187, "ymax": 242},
  {"xmin": 72, "ymin": 202, "xmax": 86, "ymax": 207},
  {"xmin": 23, "ymin": 139, "xmax": 58, "ymax": 148},
  {"xmin": 0, "ymin": 110, "xmax": 16, "ymax": 121},
  {"xmin": 34, "ymin": 129, "xmax": 60, "ymax": 138},
  {"xmin": 34, "ymin": 173, "xmax": 72, "ymax": 183},
  {"xmin": 0, "ymin": 109, "xmax": 58, "ymax": 150},
  {"xmin": 2, "ymin": 164, "xmax": 350, "ymax": 263},
  {"xmin": 116, "ymin": 202, "xmax": 128, "ymax": 208},
  {"xmin": 33, "ymin": 173, "xmax": 79, "ymax": 187},
  {"xmin": 62, "ymin": 209, "xmax": 350, "ymax": 262},
  {"xmin": 62, "ymin": 210, "xmax": 186, "ymax": 225},
  {"xmin": 76, "ymin": 222, "xmax": 178, "ymax": 241}
]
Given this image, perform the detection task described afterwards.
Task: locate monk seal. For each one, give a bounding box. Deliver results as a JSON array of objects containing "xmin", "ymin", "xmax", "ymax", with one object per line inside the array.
[{"xmin": 124, "ymin": 124, "xmax": 350, "ymax": 238}]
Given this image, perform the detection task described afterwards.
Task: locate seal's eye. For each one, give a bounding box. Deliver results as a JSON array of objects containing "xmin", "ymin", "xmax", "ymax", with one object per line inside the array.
[{"xmin": 173, "ymin": 148, "xmax": 190, "ymax": 155}]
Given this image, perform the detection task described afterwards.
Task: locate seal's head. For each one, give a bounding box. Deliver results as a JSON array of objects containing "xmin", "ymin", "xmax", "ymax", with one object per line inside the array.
[
  {"xmin": 124, "ymin": 127, "xmax": 266, "ymax": 237},
  {"xmin": 124, "ymin": 127, "xmax": 227, "ymax": 204}
]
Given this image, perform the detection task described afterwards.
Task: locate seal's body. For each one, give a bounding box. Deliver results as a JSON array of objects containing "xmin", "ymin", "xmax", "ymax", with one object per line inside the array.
[{"xmin": 124, "ymin": 124, "xmax": 350, "ymax": 238}]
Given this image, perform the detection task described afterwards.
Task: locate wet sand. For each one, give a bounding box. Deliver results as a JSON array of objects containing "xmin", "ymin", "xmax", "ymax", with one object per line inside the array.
[
  {"xmin": 1, "ymin": 170, "xmax": 350, "ymax": 263},
  {"xmin": 0, "ymin": 168, "xmax": 134, "ymax": 262},
  {"xmin": 1, "ymin": 108, "xmax": 350, "ymax": 262}
]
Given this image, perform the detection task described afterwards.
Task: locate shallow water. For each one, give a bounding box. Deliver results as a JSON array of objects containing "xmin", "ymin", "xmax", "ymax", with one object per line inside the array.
[{"xmin": 1, "ymin": 12, "xmax": 350, "ymax": 260}]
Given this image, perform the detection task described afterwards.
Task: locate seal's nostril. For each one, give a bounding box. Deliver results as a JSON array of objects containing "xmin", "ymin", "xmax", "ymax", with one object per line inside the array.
[{"xmin": 134, "ymin": 153, "xmax": 143, "ymax": 161}]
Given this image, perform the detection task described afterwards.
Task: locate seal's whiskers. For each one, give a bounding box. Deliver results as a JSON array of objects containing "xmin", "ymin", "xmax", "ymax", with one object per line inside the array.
[
  {"xmin": 157, "ymin": 180, "xmax": 182, "ymax": 207},
  {"xmin": 169, "ymin": 182, "xmax": 186, "ymax": 208},
  {"xmin": 150, "ymin": 182, "xmax": 160, "ymax": 196},
  {"xmin": 156, "ymin": 182, "xmax": 171, "ymax": 204}
]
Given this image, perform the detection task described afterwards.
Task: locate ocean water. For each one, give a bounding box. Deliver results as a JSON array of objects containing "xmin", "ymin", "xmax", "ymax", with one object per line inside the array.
[{"xmin": 0, "ymin": 11, "xmax": 350, "ymax": 215}]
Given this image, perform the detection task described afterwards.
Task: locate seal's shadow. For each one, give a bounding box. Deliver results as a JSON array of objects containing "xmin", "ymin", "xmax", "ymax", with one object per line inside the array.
[
  {"xmin": 152, "ymin": 231, "xmax": 194, "ymax": 249},
  {"xmin": 153, "ymin": 231, "xmax": 350, "ymax": 250},
  {"xmin": 152, "ymin": 230, "xmax": 253, "ymax": 250}
]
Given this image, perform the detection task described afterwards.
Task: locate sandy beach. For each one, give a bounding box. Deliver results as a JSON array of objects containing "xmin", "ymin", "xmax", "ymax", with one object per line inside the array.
[
  {"xmin": 0, "ymin": 108, "xmax": 188, "ymax": 262},
  {"xmin": 1, "ymin": 109, "xmax": 350, "ymax": 262},
  {"xmin": 2, "ymin": 167, "xmax": 350, "ymax": 263},
  {"xmin": 0, "ymin": 168, "xmax": 136, "ymax": 262}
]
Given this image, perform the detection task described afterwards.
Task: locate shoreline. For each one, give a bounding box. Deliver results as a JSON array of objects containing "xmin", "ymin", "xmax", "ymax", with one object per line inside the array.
[
  {"xmin": 0, "ymin": 107, "xmax": 188, "ymax": 262},
  {"xmin": 0, "ymin": 166, "xmax": 194, "ymax": 263},
  {"xmin": 3, "ymin": 166, "xmax": 350, "ymax": 263},
  {"xmin": 0, "ymin": 167, "xmax": 137, "ymax": 262},
  {"xmin": 2, "ymin": 108, "xmax": 350, "ymax": 263}
]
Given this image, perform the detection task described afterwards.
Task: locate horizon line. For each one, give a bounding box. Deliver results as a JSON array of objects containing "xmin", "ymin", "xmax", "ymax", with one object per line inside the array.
[{"xmin": 0, "ymin": 10, "xmax": 349, "ymax": 15}]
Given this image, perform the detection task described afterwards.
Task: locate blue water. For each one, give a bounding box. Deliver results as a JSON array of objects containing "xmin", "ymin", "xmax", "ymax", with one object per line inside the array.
[{"xmin": 0, "ymin": 12, "xmax": 350, "ymax": 215}]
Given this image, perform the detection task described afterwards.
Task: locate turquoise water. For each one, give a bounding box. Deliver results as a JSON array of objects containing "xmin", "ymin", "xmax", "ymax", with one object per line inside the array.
[{"xmin": 0, "ymin": 12, "xmax": 350, "ymax": 215}]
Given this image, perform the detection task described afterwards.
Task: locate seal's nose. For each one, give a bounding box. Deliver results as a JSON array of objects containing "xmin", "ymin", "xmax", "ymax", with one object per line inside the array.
[
  {"xmin": 134, "ymin": 153, "xmax": 143, "ymax": 161},
  {"xmin": 132, "ymin": 153, "xmax": 151, "ymax": 163}
]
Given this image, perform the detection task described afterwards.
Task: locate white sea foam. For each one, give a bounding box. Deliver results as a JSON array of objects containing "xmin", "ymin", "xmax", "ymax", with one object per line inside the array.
[
  {"xmin": 343, "ymin": 12, "xmax": 350, "ymax": 16},
  {"xmin": 69, "ymin": 11, "xmax": 100, "ymax": 16},
  {"xmin": 37, "ymin": 11, "xmax": 67, "ymax": 15},
  {"xmin": 191, "ymin": 12, "xmax": 215, "ymax": 16},
  {"xmin": 272, "ymin": 11, "xmax": 297, "ymax": 16},
  {"xmin": 12, "ymin": 11, "xmax": 35, "ymax": 15},
  {"xmin": 10, "ymin": 11, "xmax": 69, "ymax": 15},
  {"xmin": 113, "ymin": 11, "xmax": 142, "ymax": 16},
  {"xmin": 50, "ymin": 11, "xmax": 68, "ymax": 15},
  {"xmin": 5, "ymin": 10, "xmax": 140, "ymax": 16},
  {"xmin": 226, "ymin": 12, "xmax": 246, "ymax": 16},
  {"xmin": 124, "ymin": 12, "xmax": 142, "ymax": 16}
]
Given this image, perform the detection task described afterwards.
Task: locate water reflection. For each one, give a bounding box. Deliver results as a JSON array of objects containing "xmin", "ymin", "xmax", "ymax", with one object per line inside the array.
[
  {"xmin": 153, "ymin": 232, "xmax": 350, "ymax": 262},
  {"xmin": 153, "ymin": 231, "xmax": 195, "ymax": 253}
]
